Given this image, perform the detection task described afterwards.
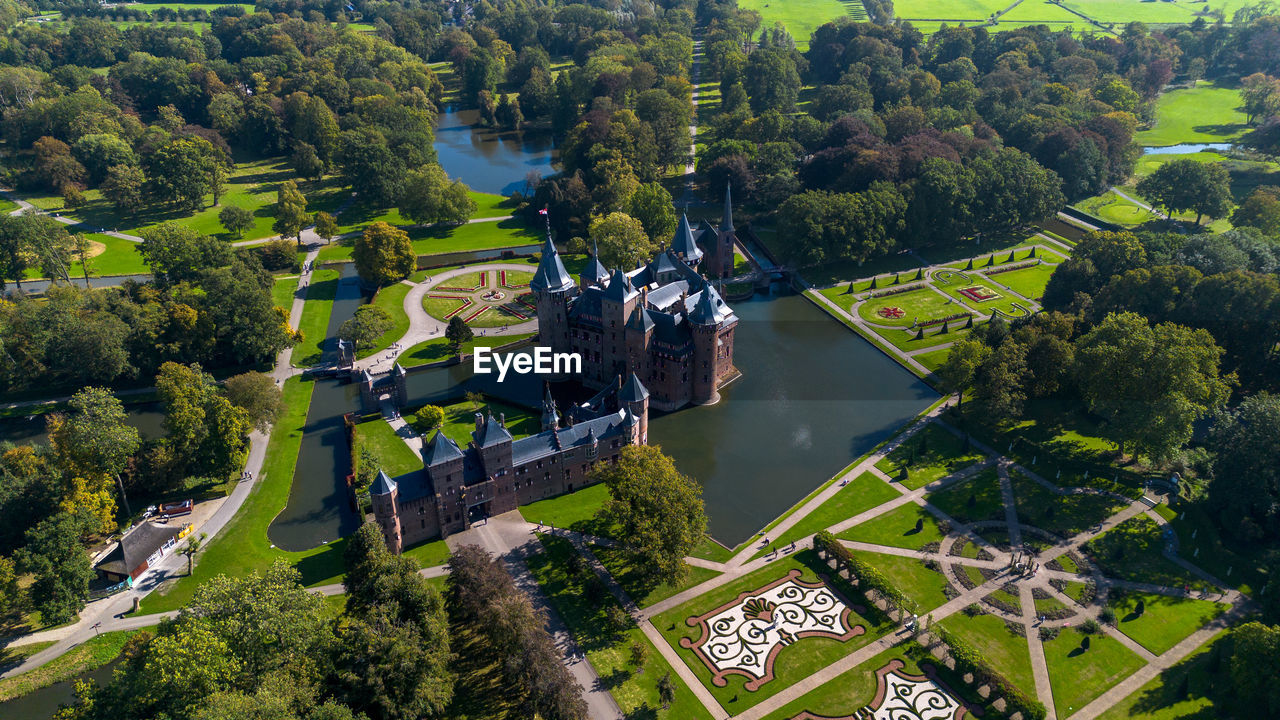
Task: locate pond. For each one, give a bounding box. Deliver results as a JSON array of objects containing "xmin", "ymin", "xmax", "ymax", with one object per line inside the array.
[
  {"xmin": 0, "ymin": 657, "xmax": 120, "ymax": 719},
  {"xmin": 0, "ymin": 404, "xmax": 166, "ymax": 447},
  {"xmin": 433, "ymin": 103, "xmax": 557, "ymax": 196},
  {"xmin": 1141, "ymin": 143, "xmax": 1232, "ymax": 155}
]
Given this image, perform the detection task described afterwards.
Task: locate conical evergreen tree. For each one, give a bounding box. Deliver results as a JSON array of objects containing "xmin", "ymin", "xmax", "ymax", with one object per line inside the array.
[
  {"xmin": 914, "ymin": 327, "xmax": 924, "ymax": 340},
  {"xmin": 869, "ymin": 276, "xmax": 878, "ymax": 289},
  {"xmin": 964, "ymin": 315, "xmax": 974, "ymax": 329},
  {"xmin": 964, "ymin": 259, "xmax": 974, "ymax": 271},
  {"xmin": 1006, "ymin": 249, "xmax": 1017, "ymax": 263},
  {"xmin": 914, "ymin": 268, "xmax": 924, "ymax": 281},
  {"xmin": 938, "ymin": 320, "xmax": 949, "ymax": 334},
  {"xmin": 892, "ymin": 273, "xmax": 901, "ymax": 285}
]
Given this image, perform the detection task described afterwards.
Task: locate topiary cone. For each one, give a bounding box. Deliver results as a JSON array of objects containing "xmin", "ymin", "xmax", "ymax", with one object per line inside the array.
[
  {"xmin": 892, "ymin": 273, "xmax": 901, "ymax": 285},
  {"xmin": 1006, "ymin": 249, "xmax": 1016, "ymax": 262},
  {"xmin": 939, "ymin": 320, "xmax": 949, "ymax": 334},
  {"xmin": 914, "ymin": 327, "xmax": 924, "ymax": 340},
  {"xmin": 965, "ymin": 315, "xmax": 973, "ymax": 329},
  {"xmin": 870, "ymin": 276, "xmax": 878, "ymax": 289},
  {"xmin": 964, "ymin": 259, "xmax": 974, "ymax": 271}
]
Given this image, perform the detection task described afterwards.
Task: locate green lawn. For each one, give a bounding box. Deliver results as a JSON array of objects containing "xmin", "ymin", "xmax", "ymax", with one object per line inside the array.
[
  {"xmin": 995, "ymin": 0, "xmax": 1093, "ymax": 24},
  {"xmin": 753, "ymin": 472, "xmax": 901, "ymax": 560},
  {"xmin": 875, "ymin": 422, "xmax": 986, "ymax": 490},
  {"xmin": 934, "ymin": 272, "xmax": 1031, "ymax": 318},
  {"xmin": 527, "ymin": 534, "xmax": 715, "ymax": 720},
  {"xmin": 1108, "ymin": 591, "xmax": 1227, "ymax": 656},
  {"xmin": 140, "ymin": 376, "xmax": 347, "ymax": 614},
  {"xmin": 0, "ymin": 630, "xmax": 137, "ymax": 702},
  {"xmin": 937, "ymin": 612, "xmax": 1036, "ymax": 697},
  {"xmin": 913, "ymin": 346, "xmax": 953, "ymax": 372},
  {"xmin": 293, "ymin": 268, "xmax": 340, "ymax": 367},
  {"xmin": 400, "ymin": 332, "xmax": 534, "ymax": 366},
  {"xmin": 423, "ymin": 292, "xmax": 530, "ymax": 328},
  {"xmin": 836, "ymin": 503, "xmax": 946, "ymax": 551},
  {"xmin": 652, "ymin": 550, "xmax": 888, "ymax": 712},
  {"xmin": 592, "ymin": 544, "xmax": 720, "ymax": 608},
  {"xmin": 1043, "ymin": 627, "xmax": 1145, "ymax": 717},
  {"xmin": 410, "ymin": 397, "xmax": 540, "ymax": 449},
  {"xmin": 1011, "ymin": 472, "xmax": 1128, "ymax": 539},
  {"xmin": 272, "ymin": 275, "xmax": 299, "ymax": 310},
  {"xmin": 893, "ymin": 0, "xmax": 1007, "ymax": 21},
  {"xmin": 986, "ymin": 262, "xmax": 1057, "ymax": 301},
  {"xmin": 1084, "ymin": 516, "xmax": 1210, "ymax": 591},
  {"xmin": 20, "ymin": 232, "xmax": 149, "ymax": 281},
  {"xmin": 1058, "ymin": 0, "xmax": 1197, "ymax": 24},
  {"xmin": 519, "ymin": 481, "xmax": 610, "ymax": 534},
  {"xmin": 848, "ymin": 550, "xmax": 952, "ymax": 613},
  {"xmin": 856, "ymin": 286, "xmax": 956, "ymax": 328},
  {"xmin": 1135, "ymin": 81, "xmax": 1248, "ymax": 147},
  {"xmin": 925, "ymin": 467, "xmax": 1004, "ymax": 524},
  {"xmin": 737, "ymin": 0, "xmax": 858, "ymax": 49},
  {"xmin": 353, "ymin": 418, "xmax": 421, "ymax": 477},
  {"xmin": 317, "ymin": 218, "xmax": 542, "ymax": 264},
  {"xmin": 1096, "ymin": 631, "xmax": 1230, "ymax": 720},
  {"xmin": 1074, "ymin": 190, "xmax": 1158, "ymax": 227},
  {"xmin": 401, "ymin": 537, "xmax": 451, "ymax": 568},
  {"xmin": 358, "ymin": 281, "xmax": 412, "ymax": 359}
]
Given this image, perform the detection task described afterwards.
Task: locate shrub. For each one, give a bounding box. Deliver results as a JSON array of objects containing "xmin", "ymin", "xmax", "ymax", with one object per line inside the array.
[
  {"xmin": 1081, "ymin": 618, "xmax": 1102, "ymax": 635},
  {"xmin": 1099, "ymin": 607, "xmax": 1116, "ymax": 625}
]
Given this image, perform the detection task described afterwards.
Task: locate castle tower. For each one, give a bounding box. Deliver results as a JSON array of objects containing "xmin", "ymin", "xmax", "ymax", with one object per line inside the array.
[
  {"xmin": 689, "ymin": 287, "xmax": 729, "ymax": 405},
  {"xmin": 619, "ymin": 372, "xmax": 650, "ymax": 444},
  {"xmin": 369, "ymin": 470, "xmax": 402, "ymax": 553},
  {"xmin": 540, "ymin": 383, "xmax": 559, "ymax": 431},
  {"xmin": 581, "ymin": 241, "xmax": 609, "ymax": 291},
  {"xmin": 423, "ymin": 430, "xmax": 465, "ymax": 537},
  {"xmin": 721, "ymin": 181, "xmax": 735, "ymax": 234},
  {"xmin": 530, "ymin": 234, "xmax": 577, "ymax": 356},
  {"xmin": 599, "ymin": 269, "xmax": 640, "ymax": 382},
  {"xmin": 671, "ymin": 213, "xmax": 704, "ymax": 269},
  {"xmin": 391, "ymin": 363, "xmax": 407, "ymax": 408},
  {"xmin": 471, "ymin": 411, "xmax": 513, "ymax": 477}
]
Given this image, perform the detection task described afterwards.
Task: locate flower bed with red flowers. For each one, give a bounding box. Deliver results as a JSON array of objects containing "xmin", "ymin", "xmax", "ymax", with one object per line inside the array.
[{"xmin": 982, "ymin": 260, "xmax": 1041, "ymax": 276}]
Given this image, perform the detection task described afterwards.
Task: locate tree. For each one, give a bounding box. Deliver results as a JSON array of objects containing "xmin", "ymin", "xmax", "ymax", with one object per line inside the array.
[
  {"xmin": 338, "ymin": 305, "xmax": 393, "ymax": 350},
  {"xmin": 352, "ymin": 221, "xmax": 415, "ymax": 286},
  {"xmin": 779, "ymin": 186, "xmax": 906, "ymax": 266},
  {"xmin": 657, "ymin": 672, "xmax": 676, "ymax": 709},
  {"xmin": 313, "ymin": 211, "xmax": 338, "ymax": 244},
  {"xmin": 273, "ymin": 180, "xmax": 309, "ymax": 246},
  {"xmin": 1231, "ymin": 186, "xmax": 1280, "ymax": 235},
  {"xmin": 48, "ymin": 386, "xmax": 140, "ymax": 522},
  {"xmin": 445, "ymin": 316, "xmax": 473, "ymax": 357},
  {"xmin": 137, "ymin": 222, "xmax": 233, "ymax": 286},
  {"xmin": 1208, "ymin": 394, "xmax": 1280, "ymax": 542},
  {"xmin": 72, "ymin": 133, "xmax": 136, "ymax": 185},
  {"xmin": 18, "ymin": 510, "xmax": 93, "ymax": 626},
  {"xmin": 399, "ymin": 165, "xmax": 476, "ymax": 226},
  {"xmin": 744, "ymin": 48, "xmax": 800, "ymax": 114},
  {"xmin": 33, "ymin": 136, "xmax": 85, "ymax": 192},
  {"xmin": 1136, "ymin": 158, "xmax": 1234, "ymax": 225},
  {"xmin": 589, "ymin": 212, "xmax": 656, "ymax": 270},
  {"xmin": 1074, "ymin": 312, "xmax": 1232, "ymax": 460},
  {"xmin": 1229, "ymin": 622, "xmax": 1280, "ymax": 716},
  {"xmin": 218, "ymin": 206, "xmax": 255, "ymax": 239},
  {"xmin": 146, "ymin": 136, "xmax": 217, "ymax": 211},
  {"xmin": 181, "ymin": 532, "xmax": 206, "ymax": 575},
  {"xmin": 292, "ymin": 142, "xmax": 325, "ymax": 181},
  {"xmin": 223, "ymin": 371, "xmax": 283, "ymax": 433},
  {"xmin": 410, "ymin": 405, "xmax": 445, "ymax": 436},
  {"xmin": 595, "ymin": 445, "xmax": 707, "ymax": 588},
  {"xmin": 156, "ymin": 362, "xmax": 252, "ymax": 479},
  {"xmin": 339, "ymin": 127, "xmax": 407, "ymax": 208},
  {"xmin": 627, "ymin": 183, "xmax": 678, "ymax": 242},
  {"xmin": 100, "ymin": 163, "xmax": 146, "ymax": 213}
]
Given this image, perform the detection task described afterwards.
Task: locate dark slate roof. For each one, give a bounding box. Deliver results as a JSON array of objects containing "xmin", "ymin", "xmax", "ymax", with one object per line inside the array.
[
  {"xmin": 671, "ymin": 214, "xmax": 703, "ymax": 261},
  {"xmin": 721, "ymin": 182, "xmax": 735, "ymax": 232},
  {"xmin": 472, "ymin": 413, "xmax": 514, "ymax": 448},
  {"xmin": 689, "ymin": 285, "xmax": 736, "ymax": 325},
  {"xmin": 602, "ymin": 268, "xmax": 638, "ymax": 302},
  {"xmin": 646, "ymin": 280, "xmax": 690, "ymax": 311},
  {"xmin": 568, "ymin": 287, "xmax": 603, "ymax": 325},
  {"xmin": 627, "ymin": 305, "xmax": 656, "ymax": 333},
  {"xmin": 530, "ymin": 235, "xmax": 575, "ymax": 293},
  {"xmin": 619, "ymin": 372, "xmax": 649, "ymax": 402},
  {"xmin": 585, "ymin": 252, "xmax": 608, "ymax": 285},
  {"xmin": 96, "ymin": 521, "xmax": 182, "ymax": 577},
  {"xmin": 510, "ymin": 409, "xmax": 630, "ymax": 465},
  {"xmin": 423, "ymin": 431, "xmax": 463, "ymax": 466},
  {"xmin": 651, "ymin": 311, "xmax": 692, "ymax": 349},
  {"xmin": 370, "ymin": 470, "xmax": 397, "ymax": 496},
  {"xmin": 649, "ymin": 250, "xmax": 681, "ymax": 277}
]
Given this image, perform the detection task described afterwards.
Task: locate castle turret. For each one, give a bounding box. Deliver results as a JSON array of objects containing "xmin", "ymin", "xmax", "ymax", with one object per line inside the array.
[
  {"xmin": 600, "ymin": 268, "xmax": 640, "ymax": 380},
  {"xmin": 689, "ymin": 287, "xmax": 731, "ymax": 405},
  {"xmin": 541, "ymin": 383, "xmax": 559, "ymax": 431},
  {"xmin": 370, "ymin": 470, "xmax": 402, "ymax": 553},
  {"xmin": 618, "ymin": 372, "xmax": 650, "ymax": 444},
  {"xmin": 581, "ymin": 241, "xmax": 609, "ymax": 290},
  {"xmin": 671, "ymin": 213, "xmax": 703, "ymax": 268},
  {"xmin": 471, "ymin": 411, "xmax": 513, "ymax": 477},
  {"xmin": 531, "ymin": 234, "xmax": 577, "ymax": 356},
  {"xmin": 721, "ymin": 181, "xmax": 735, "ymax": 233}
]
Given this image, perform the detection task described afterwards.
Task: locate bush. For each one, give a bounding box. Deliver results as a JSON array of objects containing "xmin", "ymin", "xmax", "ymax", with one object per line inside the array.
[
  {"xmin": 1099, "ymin": 607, "xmax": 1116, "ymax": 625},
  {"xmin": 1039, "ymin": 626, "xmax": 1060, "ymax": 641},
  {"xmin": 257, "ymin": 238, "xmax": 301, "ymax": 272},
  {"xmin": 1081, "ymin": 618, "xmax": 1102, "ymax": 635}
]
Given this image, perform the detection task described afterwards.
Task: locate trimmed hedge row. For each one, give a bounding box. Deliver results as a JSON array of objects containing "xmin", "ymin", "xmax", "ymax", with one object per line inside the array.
[
  {"xmin": 933, "ymin": 624, "xmax": 1047, "ymax": 720},
  {"xmin": 813, "ymin": 531, "xmax": 912, "ymax": 613}
]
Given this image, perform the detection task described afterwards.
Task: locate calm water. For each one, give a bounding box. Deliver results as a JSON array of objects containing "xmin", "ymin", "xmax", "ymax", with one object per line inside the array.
[
  {"xmin": 1141, "ymin": 143, "xmax": 1232, "ymax": 154},
  {"xmin": 434, "ymin": 104, "xmax": 557, "ymax": 196},
  {"xmin": 0, "ymin": 658, "xmax": 119, "ymax": 718},
  {"xmin": 0, "ymin": 404, "xmax": 166, "ymax": 447}
]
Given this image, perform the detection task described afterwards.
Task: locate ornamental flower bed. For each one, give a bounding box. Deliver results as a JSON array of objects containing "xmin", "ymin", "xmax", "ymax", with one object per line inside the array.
[
  {"xmin": 877, "ymin": 306, "xmax": 907, "ymax": 319},
  {"xmin": 500, "ymin": 305, "xmax": 529, "ymax": 320},
  {"xmin": 982, "ymin": 260, "xmax": 1040, "ymax": 276},
  {"xmin": 463, "ymin": 305, "xmax": 490, "ymax": 323},
  {"xmin": 917, "ymin": 312, "xmax": 971, "ymax": 328},
  {"xmin": 432, "ymin": 295, "xmax": 474, "ymax": 319},
  {"xmin": 958, "ymin": 286, "xmax": 1001, "ymax": 303},
  {"xmin": 516, "ymin": 294, "xmax": 537, "ymax": 311},
  {"xmin": 500, "ymin": 270, "xmax": 529, "ymax": 289},
  {"xmin": 436, "ymin": 272, "xmax": 488, "ymax": 292},
  {"xmin": 869, "ymin": 283, "xmax": 927, "ymax": 299}
]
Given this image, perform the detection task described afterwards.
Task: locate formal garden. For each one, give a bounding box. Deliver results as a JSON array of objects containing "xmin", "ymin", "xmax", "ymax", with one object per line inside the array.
[{"xmin": 421, "ymin": 268, "xmax": 538, "ymax": 327}]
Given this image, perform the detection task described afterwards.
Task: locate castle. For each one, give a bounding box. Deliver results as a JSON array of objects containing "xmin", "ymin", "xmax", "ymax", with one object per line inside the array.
[
  {"xmin": 532, "ymin": 187, "xmax": 742, "ymax": 411},
  {"xmin": 370, "ymin": 191, "xmax": 742, "ymax": 551}
]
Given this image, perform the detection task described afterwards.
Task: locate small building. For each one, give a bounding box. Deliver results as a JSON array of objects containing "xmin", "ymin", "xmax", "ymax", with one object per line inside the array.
[{"xmin": 94, "ymin": 521, "xmax": 183, "ymax": 584}]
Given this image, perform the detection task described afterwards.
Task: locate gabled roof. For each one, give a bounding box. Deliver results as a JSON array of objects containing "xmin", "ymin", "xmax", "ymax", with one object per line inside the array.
[
  {"xmin": 671, "ymin": 214, "xmax": 703, "ymax": 262},
  {"xmin": 602, "ymin": 268, "xmax": 638, "ymax": 302},
  {"xmin": 423, "ymin": 430, "xmax": 463, "ymax": 466},
  {"xmin": 472, "ymin": 412, "xmax": 513, "ymax": 448},
  {"xmin": 370, "ymin": 470, "xmax": 397, "ymax": 496},
  {"xmin": 689, "ymin": 285, "xmax": 735, "ymax": 326},
  {"xmin": 530, "ymin": 235, "xmax": 575, "ymax": 293},
  {"xmin": 95, "ymin": 521, "xmax": 183, "ymax": 577},
  {"xmin": 619, "ymin": 372, "xmax": 649, "ymax": 402}
]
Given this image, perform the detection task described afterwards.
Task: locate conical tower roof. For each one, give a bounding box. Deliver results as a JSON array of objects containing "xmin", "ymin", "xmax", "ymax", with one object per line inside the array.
[
  {"xmin": 530, "ymin": 234, "xmax": 574, "ymax": 293},
  {"xmin": 671, "ymin": 213, "xmax": 703, "ymax": 262},
  {"xmin": 721, "ymin": 182, "xmax": 735, "ymax": 232}
]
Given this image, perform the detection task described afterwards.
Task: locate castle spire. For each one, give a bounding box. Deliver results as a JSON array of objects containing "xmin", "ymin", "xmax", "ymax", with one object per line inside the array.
[
  {"xmin": 721, "ymin": 181, "xmax": 734, "ymax": 233},
  {"xmin": 541, "ymin": 382, "xmax": 559, "ymax": 431},
  {"xmin": 671, "ymin": 213, "xmax": 703, "ymax": 264},
  {"xmin": 530, "ymin": 233, "xmax": 574, "ymax": 293}
]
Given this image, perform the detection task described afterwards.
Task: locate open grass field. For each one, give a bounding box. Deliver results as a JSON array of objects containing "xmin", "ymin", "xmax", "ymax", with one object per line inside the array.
[
  {"xmin": 19, "ymin": 232, "xmax": 148, "ymax": 280},
  {"xmin": 272, "ymin": 275, "xmax": 299, "ymax": 310},
  {"xmin": 358, "ymin": 281, "xmax": 412, "ymax": 359},
  {"xmin": 836, "ymin": 502, "xmax": 947, "ymax": 551},
  {"xmin": 527, "ymin": 534, "xmax": 716, "ymax": 720},
  {"xmin": 938, "ymin": 612, "xmax": 1037, "ymax": 696},
  {"xmin": 856, "ymin": 286, "xmax": 956, "ymax": 328},
  {"xmin": 1096, "ymin": 631, "xmax": 1230, "ymax": 720},
  {"xmin": 293, "ymin": 268, "xmax": 339, "ymax": 367},
  {"xmin": 996, "ymin": 0, "xmax": 1094, "ymax": 24},
  {"xmin": 926, "ymin": 467, "xmax": 1004, "ymax": 524},
  {"xmin": 1043, "ymin": 627, "xmax": 1145, "ymax": 717},
  {"xmin": 893, "ymin": 0, "xmax": 1006, "ymax": 21},
  {"xmin": 1107, "ymin": 590, "xmax": 1227, "ymax": 656},
  {"xmin": 849, "ymin": 549, "xmax": 952, "ymax": 613},
  {"xmin": 133, "ymin": 2, "xmax": 255, "ymax": 11},
  {"xmin": 518, "ymin": 482, "xmax": 610, "ymax": 533},
  {"xmin": 400, "ymin": 332, "xmax": 533, "ymax": 366},
  {"xmin": 736, "ymin": 0, "xmax": 859, "ymax": 48},
  {"xmin": 1074, "ymin": 190, "xmax": 1157, "ymax": 226},
  {"xmin": 1059, "ymin": 0, "xmax": 1202, "ymax": 24},
  {"xmin": 317, "ymin": 218, "xmax": 542, "ymax": 264},
  {"xmin": 353, "ymin": 418, "xmax": 421, "ymax": 477},
  {"xmin": 139, "ymin": 376, "xmax": 348, "ymax": 614},
  {"xmin": 406, "ymin": 397, "xmax": 539, "ymax": 450},
  {"xmin": 1134, "ymin": 81, "xmax": 1248, "ymax": 147},
  {"xmin": 987, "ymin": 262, "xmax": 1057, "ymax": 301},
  {"xmin": 875, "ymin": 422, "xmax": 986, "ymax": 490},
  {"xmin": 913, "ymin": 346, "xmax": 954, "ymax": 372}
]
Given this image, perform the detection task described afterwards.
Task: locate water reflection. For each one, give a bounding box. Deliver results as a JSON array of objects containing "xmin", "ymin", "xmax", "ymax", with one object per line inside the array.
[{"xmin": 434, "ymin": 104, "xmax": 557, "ymax": 196}]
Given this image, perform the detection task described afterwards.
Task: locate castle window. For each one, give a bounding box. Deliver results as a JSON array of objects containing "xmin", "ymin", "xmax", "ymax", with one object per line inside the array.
[{"xmin": 421, "ymin": 519, "xmax": 425, "ymax": 529}]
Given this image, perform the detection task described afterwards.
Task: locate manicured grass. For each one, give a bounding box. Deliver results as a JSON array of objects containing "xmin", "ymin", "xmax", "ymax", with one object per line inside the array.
[
  {"xmin": 423, "ymin": 292, "xmax": 530, "ymax": 328},
  {"xmin": 837, "ymin": 502, "xmax": 946, "ymax": 552},
  {"xmin": 875, "ymin": 422, "xmax": 986, "ymax": 490},
  {"xmin": 411, "ymin": 397, "xmax": 539, "ymax": 449},
  {"xmin": 652, "ymin": 550, "xmax": 887, "ymax": 711},
  {"xmin": 753, "ymin": 472, "xmax": 901, "ymax": 560},
  {"xmin": 592, "ymin": 544, "xmax": 720, "ymax": 608},
  {"xmin": 913, "ymin": 346, "xmax": 953, "ymax": 372},
  {"xmin": 400, "ymin": 332, "xmax": 534, "ymax": 366},
  {"xmin": 1042, "ymin": 627, "xmax": 1145, "ymax": 717},
  {"xmin": 986, "ymin": 262, "xmax": 1057, "ymax": 301},
  {"xmin": 925, "ymin": 467, "xmax": 1003, "ymax": 524},
  {"xmin": 1165, "ymin": 503, "xmax": 1265, "ymax": 595},
  {"xmin": 139, "ymin": 376, "xmax": 347, "ymax": 614},
  {"xmin": 357, "ymin": 281, "xmax": 412, "ymax": 358},
  {"xmin": 0, "ymin": 631, "xmax": 136, "ymax": 702},
  {"xmin": 272, "ymin": 275, "xmax": 299, "ymax": 310},
  {"xmin": 938, "ymin": 612, "xmax": 1036, "ymax": 697},
  {"xmin": 401, "ymin": 537, "xmax": 451, "ymax": 568},
  {"xmin": 856, "ymin": 286, "xmax": 955, "ymax": 328},
  {"xmin": 690, "ymin": 536, "xmax": 737, "ymax": 563},
  {"xmin": 1034, "ymin": 592, "xmax": 1069, "ymax": 617},
  {"xmin": 527, "ymin": 534, "xmax": 715, "ymax": 720},
  {"xmin": 1084, "ymin": 516, "xmax": 1210, "ymax": 591},
  {"xmin": 1011, "ymin": 472, "xmax": 1128, "ymax": 539},
  {"xmin": 519, "ymin": 481, "xmax": 611, "ymax": 533},
  {"xmin": 353, "ymin": 418, "xmax": 421, "ymax": 477},
  {"xmin": 1108, "ymin": 591, "xmax": 1227, "ymax": 656},
  {"xmin": 293, "ymin": 268, "xmax": 339, "ymax": 367},
  {"xmin": 21, "ymin": 233, "xmax": 149, "ymax": 280},
  {"xmin": 848, "ymin": 549, "xmax": 952, "ymax": 613},
  {"xmin": 1074, "ymin": 190, "xmax": 1157, "ymax": 227},
  {"xmin": 933, "ymin": 272, "xmax": 1031, "ymax": 318},
  {"xmin": 1135, "ymin": 81, "xmax": 1247, "ymax": 146},
  {"xmin": 317, "ymin": 218, "xmax": 542, "ymax": 264},
  {"xmin": 996, "ymin": 0, "xmax": 1091, "ymax": 24},
  {"xmin": 737, "ymin": 0, "xmax": 856, "ymax": 49},
  {"xmin": 1096, "ymin": 631, "xmax": 1230, "ymax": 720},
  {"xmin": 893, "ymin": 0, "xmax": 1006, "ymax": 20}
]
